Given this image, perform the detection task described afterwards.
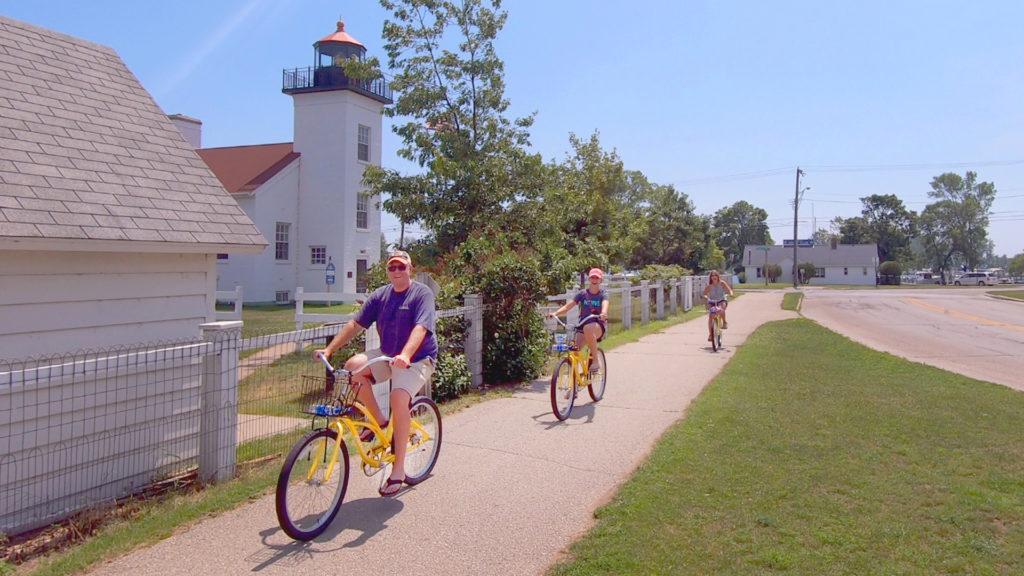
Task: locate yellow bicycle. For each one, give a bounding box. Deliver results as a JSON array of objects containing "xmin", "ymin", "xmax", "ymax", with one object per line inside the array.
[
  {"xmin": 709, "ymin": 300, "xmax": 725, "ymax": 352},
  {"xmin": 274, "ymin": 355, "xmax": 442, "ymax": 541},
  {"xmin": 549, "ymin": 314, "xmax": 607, "ymax": 420}
]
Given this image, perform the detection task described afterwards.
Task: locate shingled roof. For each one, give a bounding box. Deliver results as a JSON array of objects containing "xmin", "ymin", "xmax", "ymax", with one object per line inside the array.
[{"xmin": 0, "ymin": 16, "xmax": 266, "ymax": 251}]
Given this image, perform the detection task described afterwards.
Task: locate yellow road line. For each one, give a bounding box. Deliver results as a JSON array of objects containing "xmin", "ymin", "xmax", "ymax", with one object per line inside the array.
[{"xmin": 902, "ymin": 297, "xmax": 1024, "ymax": 332}]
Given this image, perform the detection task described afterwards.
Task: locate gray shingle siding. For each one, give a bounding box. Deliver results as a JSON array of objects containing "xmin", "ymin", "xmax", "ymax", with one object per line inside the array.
[{"xmin": 0, "ymin": 16, "xmax": 266, "ymax": 250}]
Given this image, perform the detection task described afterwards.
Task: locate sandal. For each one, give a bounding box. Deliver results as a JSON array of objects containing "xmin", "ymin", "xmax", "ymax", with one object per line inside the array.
[{"xmin": 379, "ymin": 476, "xmax": 405, "ymax": 497}]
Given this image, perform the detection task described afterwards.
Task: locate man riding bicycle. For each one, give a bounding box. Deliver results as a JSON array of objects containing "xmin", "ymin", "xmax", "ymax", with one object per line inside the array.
[
  {"xmin": 703, "ymin": 270, "xmax": 734, "ymax": 342},
  {"xmin": 315, "ymin": 250, "xmax": 437, "ymax": 497},
  {"xmin": 548, "ymin": 268, "xmax": 609, "ymax": 371}
]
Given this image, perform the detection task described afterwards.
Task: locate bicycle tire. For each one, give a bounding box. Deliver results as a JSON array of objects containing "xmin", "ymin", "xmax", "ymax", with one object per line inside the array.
[
  {"xmin": 550, "ymin": 357, "xmax": 575, "ymax": 421},
  {"xmin": 275, "ymin": 427, "xmax": 349, "ymax": 541},
  {"xmin": 588, "ymin": 348, "xmax": 607, "ymax": 402},
  {"xmin": 711, "ymin": 316, "xmax": 720, "ymax": 352},
  {"xmin": 403, "ymin": 396, "xmax": 443, "ymax": 485}
]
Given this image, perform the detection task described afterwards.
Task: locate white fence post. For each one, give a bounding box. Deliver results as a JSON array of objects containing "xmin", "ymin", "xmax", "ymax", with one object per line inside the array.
[
  {"xmin": 684, "ymin": 277, "xmax": 693, "ymax": 311},
  {"xmin": 622, "ymin": 286, "xmax": 632, "ymax": 330},
  {"xmin": 640, "ymin": 281, "xmax": 650, "ymax": 325},
  {"xmin": 294, "ymin": 287, "xmax": 304, "ymax": 353},
  {"xmin": 199, "ymin": 321, "xmax": 241, "ymax": 484},
  {"xmin": 670, "ymin": 280, "xmax": 678, "ymax": 315},
  {"xmin": 464, "ymin": 293, "xmax": 484, "ymax": 388},
  {"xmin": 233, "ymin": 285, "xmax": 242, "ymax": 319},
  {"xmin": 655, "ymin": 281, "xmax": 665, "ymax": 320}
]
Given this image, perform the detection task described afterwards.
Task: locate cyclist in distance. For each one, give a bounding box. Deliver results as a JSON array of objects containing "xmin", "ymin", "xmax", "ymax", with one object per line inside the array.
[
  {"xmin": 548, "ymin": 268, "xmax": 609, "ymax": 371},
  {"xmin": 703, "ymin": 270, "xmax": 734, "ymax": 342},
  {"xmin": 314, "ymin": 250, "xmax": 437, "ymax": 497}
]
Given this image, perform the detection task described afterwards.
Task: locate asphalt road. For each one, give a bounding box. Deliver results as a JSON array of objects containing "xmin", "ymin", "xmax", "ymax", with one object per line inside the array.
[
  {"xmin": 88, "ymin": 293, "xmax": 794, "ymax": 576},
  {"xmin": 801, "ymin": 287, "xmax": 1024, "ymax": 391}
]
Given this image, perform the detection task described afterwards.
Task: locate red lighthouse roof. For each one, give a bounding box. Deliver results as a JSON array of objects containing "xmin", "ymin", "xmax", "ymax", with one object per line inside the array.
[{"xmin": 317, "ymin": 20, "xmax": 364, "ymax": 48}]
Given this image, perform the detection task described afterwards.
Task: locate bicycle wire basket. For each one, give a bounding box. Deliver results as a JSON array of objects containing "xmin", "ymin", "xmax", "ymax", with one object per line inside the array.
[
  {"xmin": 550, "ymin": 330, "xmax": 576, "ymax": 354},
  {"xmin": 298, "ymin": 372, "xmax": 358, "ymax": 418}
]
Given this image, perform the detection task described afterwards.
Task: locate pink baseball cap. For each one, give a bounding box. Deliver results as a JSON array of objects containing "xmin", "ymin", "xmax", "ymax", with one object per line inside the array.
[{"xmin": 588, "ymin": 268, "xmax": 604, "ymax": 279}]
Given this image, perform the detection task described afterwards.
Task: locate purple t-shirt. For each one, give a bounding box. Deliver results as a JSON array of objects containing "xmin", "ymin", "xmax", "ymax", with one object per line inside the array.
[
  {"xmin": 574, "ymin": 288, "xmax": 606, "ymax": 321},
  {"xmin": 355, "ymin": 281, "xmax": 438, "ymax": 362}
]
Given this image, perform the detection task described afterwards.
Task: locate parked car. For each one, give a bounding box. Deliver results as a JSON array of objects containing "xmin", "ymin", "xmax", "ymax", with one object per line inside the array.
[{"xmin": 953, "ymin": 271, "xmax": 995, "ymax": 286}]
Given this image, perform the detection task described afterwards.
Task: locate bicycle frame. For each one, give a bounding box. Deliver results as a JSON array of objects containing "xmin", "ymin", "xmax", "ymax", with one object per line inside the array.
[
  {"xmin": 551, "ymin": 314, "xmax": 603, "ymax": 388},
  {"xmin": 309, "ymin": 355, "xmax": 436, "ymax": 482}
]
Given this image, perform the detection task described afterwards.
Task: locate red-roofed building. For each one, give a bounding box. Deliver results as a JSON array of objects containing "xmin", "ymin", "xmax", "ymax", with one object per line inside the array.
[{"xmin": 176, "ymin": 20, "xmax": 391, "ymax": 303}]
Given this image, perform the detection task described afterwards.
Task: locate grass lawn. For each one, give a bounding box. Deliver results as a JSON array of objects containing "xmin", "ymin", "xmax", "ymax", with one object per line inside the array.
[
  {"xmin": 781, "ymin": 291, "xmax": 802, "ymax": 311},
  {"xmin": 216, "ymin": 303, "xmax": 358, "ymax": 339},
  {"xmin": 735, "ymin": 282, "xmax": 791, "ymax": 290},
  {"xmin": 550, "ymin": 319, "xmax": 1024, "ymax": 575},
  {"xmin": 989, "ymin": 290, "xmax": 1024, "ymax": 302}
]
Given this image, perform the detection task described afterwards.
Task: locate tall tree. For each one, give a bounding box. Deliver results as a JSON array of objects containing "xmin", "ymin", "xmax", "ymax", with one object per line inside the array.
[
  {"xmin": 711, "ymin": 201, "xmax": 772, "ymax": 269},
  {"xmin": 1009, "ymin": 253, "xmax": 1024, "ymax": 277},
  {"xmin": 832, "ymin": 194, "xmax": 915, "ymax": 263},
  {"xmin": 859, "ymin": 194, "xmax": 916, "ymax": 263},
  {"xmin": 360, "ymin": 0, "xmax": 540, "ymax": 254},
  {"xmin": 923, "ymin": 171, "xmax": 996, "ymax": 271},
  {"xmin": 811, "ymin": 228, "xmax": 836, "ymax": 246}
]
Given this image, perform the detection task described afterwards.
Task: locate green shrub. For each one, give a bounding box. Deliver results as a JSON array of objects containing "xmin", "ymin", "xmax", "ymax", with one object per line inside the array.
[
  {"xmin": 468, "ymin": 252, "xmax": 549, "ymax": 384},
  {"xmin": 879, "ymin": 260, "xmax": 902, "ymax": 276},
  {"xmin": 766, "ymin": 263, "xmax": 783, "ymax": 282},
  {"xmin": 798, "ymin": 262, "xmax": 817, "ymax": 284},
  {"xmin": 737, "ymin": 271, "xmax": 747, "ymax": 284},
  {"xmin": 432, "ymin": 352, "xmax": 472, "ymax": 401}
]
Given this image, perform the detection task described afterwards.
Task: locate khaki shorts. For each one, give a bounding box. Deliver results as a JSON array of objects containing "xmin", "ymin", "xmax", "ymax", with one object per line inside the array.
[{"xmin": 363, "ymin": 348, "xmax": 435, "ymax": 398}]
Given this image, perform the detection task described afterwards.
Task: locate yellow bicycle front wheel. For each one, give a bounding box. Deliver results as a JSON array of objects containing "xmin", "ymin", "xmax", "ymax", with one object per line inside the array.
[
  {"xmin": 275, "ymin": 427, "xmax": 349, "ymax": 541},
  {"xmin": 550, "ymin": 357, "xmax": 575, "ymax": 421}
]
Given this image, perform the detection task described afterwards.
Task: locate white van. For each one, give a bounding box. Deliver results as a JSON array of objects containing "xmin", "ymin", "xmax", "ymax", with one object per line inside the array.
[{"xmin": 953, "ymin": 271, "xmax": 994, "ymax": 286}]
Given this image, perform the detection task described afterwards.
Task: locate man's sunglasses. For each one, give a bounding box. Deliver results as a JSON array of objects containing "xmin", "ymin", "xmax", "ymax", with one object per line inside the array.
[{"xmin": 387, "ymin": 264, "xmax": 407, "ymax": 272}]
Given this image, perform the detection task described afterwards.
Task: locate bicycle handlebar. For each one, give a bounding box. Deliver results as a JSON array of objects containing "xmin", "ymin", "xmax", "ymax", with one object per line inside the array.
[
  {"xmin": 315, "ymin": 352, "xmax": 394, "ymax": 378},
  {"xmin": 550, "ymin": 313, "xmax": 603, "ymax": 330}
]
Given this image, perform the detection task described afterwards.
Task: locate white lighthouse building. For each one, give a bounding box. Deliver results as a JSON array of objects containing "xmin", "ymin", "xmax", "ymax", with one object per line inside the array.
[{"xmin": 189, "ymin": 20, "xmax": 391, "ymax": 302}]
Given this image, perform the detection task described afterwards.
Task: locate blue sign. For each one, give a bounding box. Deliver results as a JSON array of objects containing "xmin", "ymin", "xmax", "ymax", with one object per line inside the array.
[
  {"xmin": 783, "ymin": 239, "xmax": 814, "ymax": 248},
  {"xmin": 326, "ymin": 274, "xmax": 335, "ymax": 285},
  {"xmin": 325, "ymin": 258, "xmax": 336, "ymax": 285}
]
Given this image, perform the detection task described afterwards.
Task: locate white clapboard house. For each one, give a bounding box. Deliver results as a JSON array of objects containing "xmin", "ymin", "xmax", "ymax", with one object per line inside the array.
[
  {"xmin": 743, "ymin": 243, "xmax": 880, "ymax": 285},
  {"xmin": 0, "ymin": 15, "xmax": 266, "ymax": 359}
]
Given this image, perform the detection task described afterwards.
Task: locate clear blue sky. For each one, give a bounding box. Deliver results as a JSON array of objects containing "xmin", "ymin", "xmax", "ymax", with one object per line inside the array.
[{"xmin": 4, "ymin": 0, "xmax": 1023, "ymax": 256}]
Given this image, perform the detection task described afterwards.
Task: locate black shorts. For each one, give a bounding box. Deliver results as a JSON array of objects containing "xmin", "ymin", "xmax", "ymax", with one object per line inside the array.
[{"xmin": 578, "ymin": 316, "xmax": 606, "ymax": 342}]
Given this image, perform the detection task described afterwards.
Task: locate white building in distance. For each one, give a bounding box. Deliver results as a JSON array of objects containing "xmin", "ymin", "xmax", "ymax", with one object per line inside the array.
[
  {"xmin": 743, "ymin": 242, "xmax": 880, "ymax": 285},
  {"xmin": 177, "ymin": 20, "xmax": 390, "ymax": 303}
]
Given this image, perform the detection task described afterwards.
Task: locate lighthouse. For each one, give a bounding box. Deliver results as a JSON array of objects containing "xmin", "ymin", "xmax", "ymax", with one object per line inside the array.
[{"xmin": 281, "ymin": 20, "xmax": 392, "ymax": 294}]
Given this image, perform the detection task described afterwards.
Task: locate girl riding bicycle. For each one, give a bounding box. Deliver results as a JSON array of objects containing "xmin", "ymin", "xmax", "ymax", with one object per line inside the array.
[
  {"xmin": 703, "ymin": 270, "xmax": 734, "ymax": 342},
  {"xmin": 548, "ymin": 268, "xmax": 609, "ymax": 371}
]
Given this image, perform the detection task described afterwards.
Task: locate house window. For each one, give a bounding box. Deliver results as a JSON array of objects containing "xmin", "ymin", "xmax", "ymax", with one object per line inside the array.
[
  {"xmin": 815, "ymin": 267, "xmax": 825, "ymax": 278},
  {"xmin": 756, "ymin": 267, "xmax": 763, "ymax": 278},
  {"xmin": 275, "ymin": 290, "xmax": 290, "ymax": 304},
  {"xmin": 844, "ymin": 267, "xmax": 848, "ymax": 276},
  {"xmin": 275, "ymin": 222, "xmax": 290, "ymax": 261},
  {"xmin": 216, "ymin": 253, "xmax": 228, "ymax": 260},
  {"xmin": 310, "ymin": 246, "xmax": 326, "ymax": 265},
  {"xmin": 356, "ymin": 259, "xmax": 368, "ymax": 292},
  {"xmin": 356, "ymin": 193, "xmax": 369, "ymax": 229},
  {"xmin": 357, "ymin": 125, "xmax": 370, "ymax": 162}
]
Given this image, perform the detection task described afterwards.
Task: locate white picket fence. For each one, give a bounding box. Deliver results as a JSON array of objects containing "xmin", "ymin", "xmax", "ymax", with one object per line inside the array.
[{"xmin": 544, "ymin": 276, "xmax": 707, "ymax": 331}]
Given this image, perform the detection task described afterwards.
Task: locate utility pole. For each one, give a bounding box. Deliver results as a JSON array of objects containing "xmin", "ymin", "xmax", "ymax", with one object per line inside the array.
[
  {"xmin": 399, "ymin": 221, "xmax": 405, "ymax": 249},
  {"xmin": 792, "ymin": 167, "xmax": 804, "ymax": 288}
]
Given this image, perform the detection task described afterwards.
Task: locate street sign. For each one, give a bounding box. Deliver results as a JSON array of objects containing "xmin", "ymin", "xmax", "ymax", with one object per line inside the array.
[{"xmin": 326, "ymin": 258, "xmax": 336, "ymax": 285}]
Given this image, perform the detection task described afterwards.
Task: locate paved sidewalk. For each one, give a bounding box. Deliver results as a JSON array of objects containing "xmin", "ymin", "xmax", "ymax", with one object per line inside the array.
[{"xmin": 90, "ymin": 292, "xmax": 792, "ymax": 576}]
